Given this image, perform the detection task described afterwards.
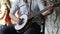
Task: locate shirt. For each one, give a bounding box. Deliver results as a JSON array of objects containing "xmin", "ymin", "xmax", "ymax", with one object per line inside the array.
[{"xmin": 10, "ymin": 0, "xmax": 46, "ymax": 25}]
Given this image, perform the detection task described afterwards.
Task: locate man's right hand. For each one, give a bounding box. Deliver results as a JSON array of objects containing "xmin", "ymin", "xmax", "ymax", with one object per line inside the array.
[{"xmin": 17, "ymin": 18, "xmax": 23, "ymax": 25}]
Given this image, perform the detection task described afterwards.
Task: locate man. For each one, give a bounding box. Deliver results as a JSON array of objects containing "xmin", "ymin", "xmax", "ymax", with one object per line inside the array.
[{"xmin": 0, "ymin": 0, "xmax": 53, "ymax": 34}]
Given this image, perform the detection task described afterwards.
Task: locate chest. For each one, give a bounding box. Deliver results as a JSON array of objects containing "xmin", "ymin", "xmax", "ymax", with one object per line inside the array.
[{"xmin": 18, "ymin": 0, "xmax": 38, "ymax": 11}]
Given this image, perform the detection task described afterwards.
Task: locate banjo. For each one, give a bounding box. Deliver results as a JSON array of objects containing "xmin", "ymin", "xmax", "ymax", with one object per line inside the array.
[{"xmin": 14, "ymin": 2, "xmax": 60, "ymax": 33}]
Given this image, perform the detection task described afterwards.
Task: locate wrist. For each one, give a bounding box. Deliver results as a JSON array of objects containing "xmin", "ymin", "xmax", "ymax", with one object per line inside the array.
[{"xmin": 16, "ymin": 18, "xmax": 19, "ymax": 23}]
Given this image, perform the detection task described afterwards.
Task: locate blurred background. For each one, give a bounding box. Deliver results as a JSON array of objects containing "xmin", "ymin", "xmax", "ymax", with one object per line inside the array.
[{"xmin": 0, "ymin": 0, "xmax": 17, "ymax": 30}]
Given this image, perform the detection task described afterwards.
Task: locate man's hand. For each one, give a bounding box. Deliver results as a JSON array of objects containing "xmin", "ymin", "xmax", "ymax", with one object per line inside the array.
[
  {"xmin": 17, "ymin": 18, "xmax": 23, "ymax": 25},
  {"xmin": 47, "ymin": 4, "xmax": 54, "ymax": 11},
  {"xmin": 41, "ymin": 4, "xmax": 54, "ymax": 16}
]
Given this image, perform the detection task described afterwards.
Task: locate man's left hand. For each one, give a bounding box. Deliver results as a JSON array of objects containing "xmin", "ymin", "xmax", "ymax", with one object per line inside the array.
[{"xmin": 47, "ymin": 4, "xmax": 54, "ymax": 11}]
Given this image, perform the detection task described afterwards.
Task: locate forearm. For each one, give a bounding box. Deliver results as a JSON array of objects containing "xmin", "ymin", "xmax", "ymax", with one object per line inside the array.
[
  {"xmin": 41, "ymin": 4, "xmax": 53, "ymax": 16},
  {"xmin": 41, "ymin": 10, "xmax": 52, "ymax": 16},
  {"xmin": 9, "ymin": 13, "xmax": 19, "ymax": 22}
]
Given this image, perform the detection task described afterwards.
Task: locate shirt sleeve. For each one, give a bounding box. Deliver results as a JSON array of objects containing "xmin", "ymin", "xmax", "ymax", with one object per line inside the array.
[
  {"xmin": 10, "ymin": 0, "xmax": 19, "ymax": 14},
  {"xmin": 37, "ymin": 0, "xmax": 46, "ymax": 11}
]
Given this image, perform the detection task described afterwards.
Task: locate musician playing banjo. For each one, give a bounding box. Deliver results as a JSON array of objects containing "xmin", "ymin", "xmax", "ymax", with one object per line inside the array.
[{"xmin": 0, "ymin": 0, "xmax": 53, "ymax": 34}]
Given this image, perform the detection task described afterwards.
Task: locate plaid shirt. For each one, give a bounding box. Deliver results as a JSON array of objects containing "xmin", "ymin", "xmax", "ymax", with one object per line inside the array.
[{"xmin": 10, "ymin": 0, "xmax": 45, "ymax": 18}]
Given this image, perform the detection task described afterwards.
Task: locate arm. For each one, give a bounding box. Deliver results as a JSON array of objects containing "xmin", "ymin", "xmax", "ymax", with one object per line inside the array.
[
  {"xmin": 37, "ymin": 0, "xmax": 53, "ymax": 16},
  {"xmin": 9, "ymin": 0, "xmax": 20, "ymax": 23},
  {"xmin": 41, "ymin": 4, "xmax": 53, "ymax": 16}
]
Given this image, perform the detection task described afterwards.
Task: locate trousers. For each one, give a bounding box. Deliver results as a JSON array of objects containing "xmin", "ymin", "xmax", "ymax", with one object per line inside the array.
[{"xmin": 0, "ymin": 23, "xmax": 41, "ymax": 34}]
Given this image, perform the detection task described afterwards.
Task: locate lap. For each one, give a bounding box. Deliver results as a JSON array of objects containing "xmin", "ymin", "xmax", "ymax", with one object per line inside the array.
[
  {"xmin": 0, "ymin": 23, "xmax": 41, "ymax": 34},
  {"xmin": 24, "ymin": 23, "xmax": 41, "ymax": 34},
  {"xmin": 0, "ymin": 25, "xmax": 18, "ymax": 34}
]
